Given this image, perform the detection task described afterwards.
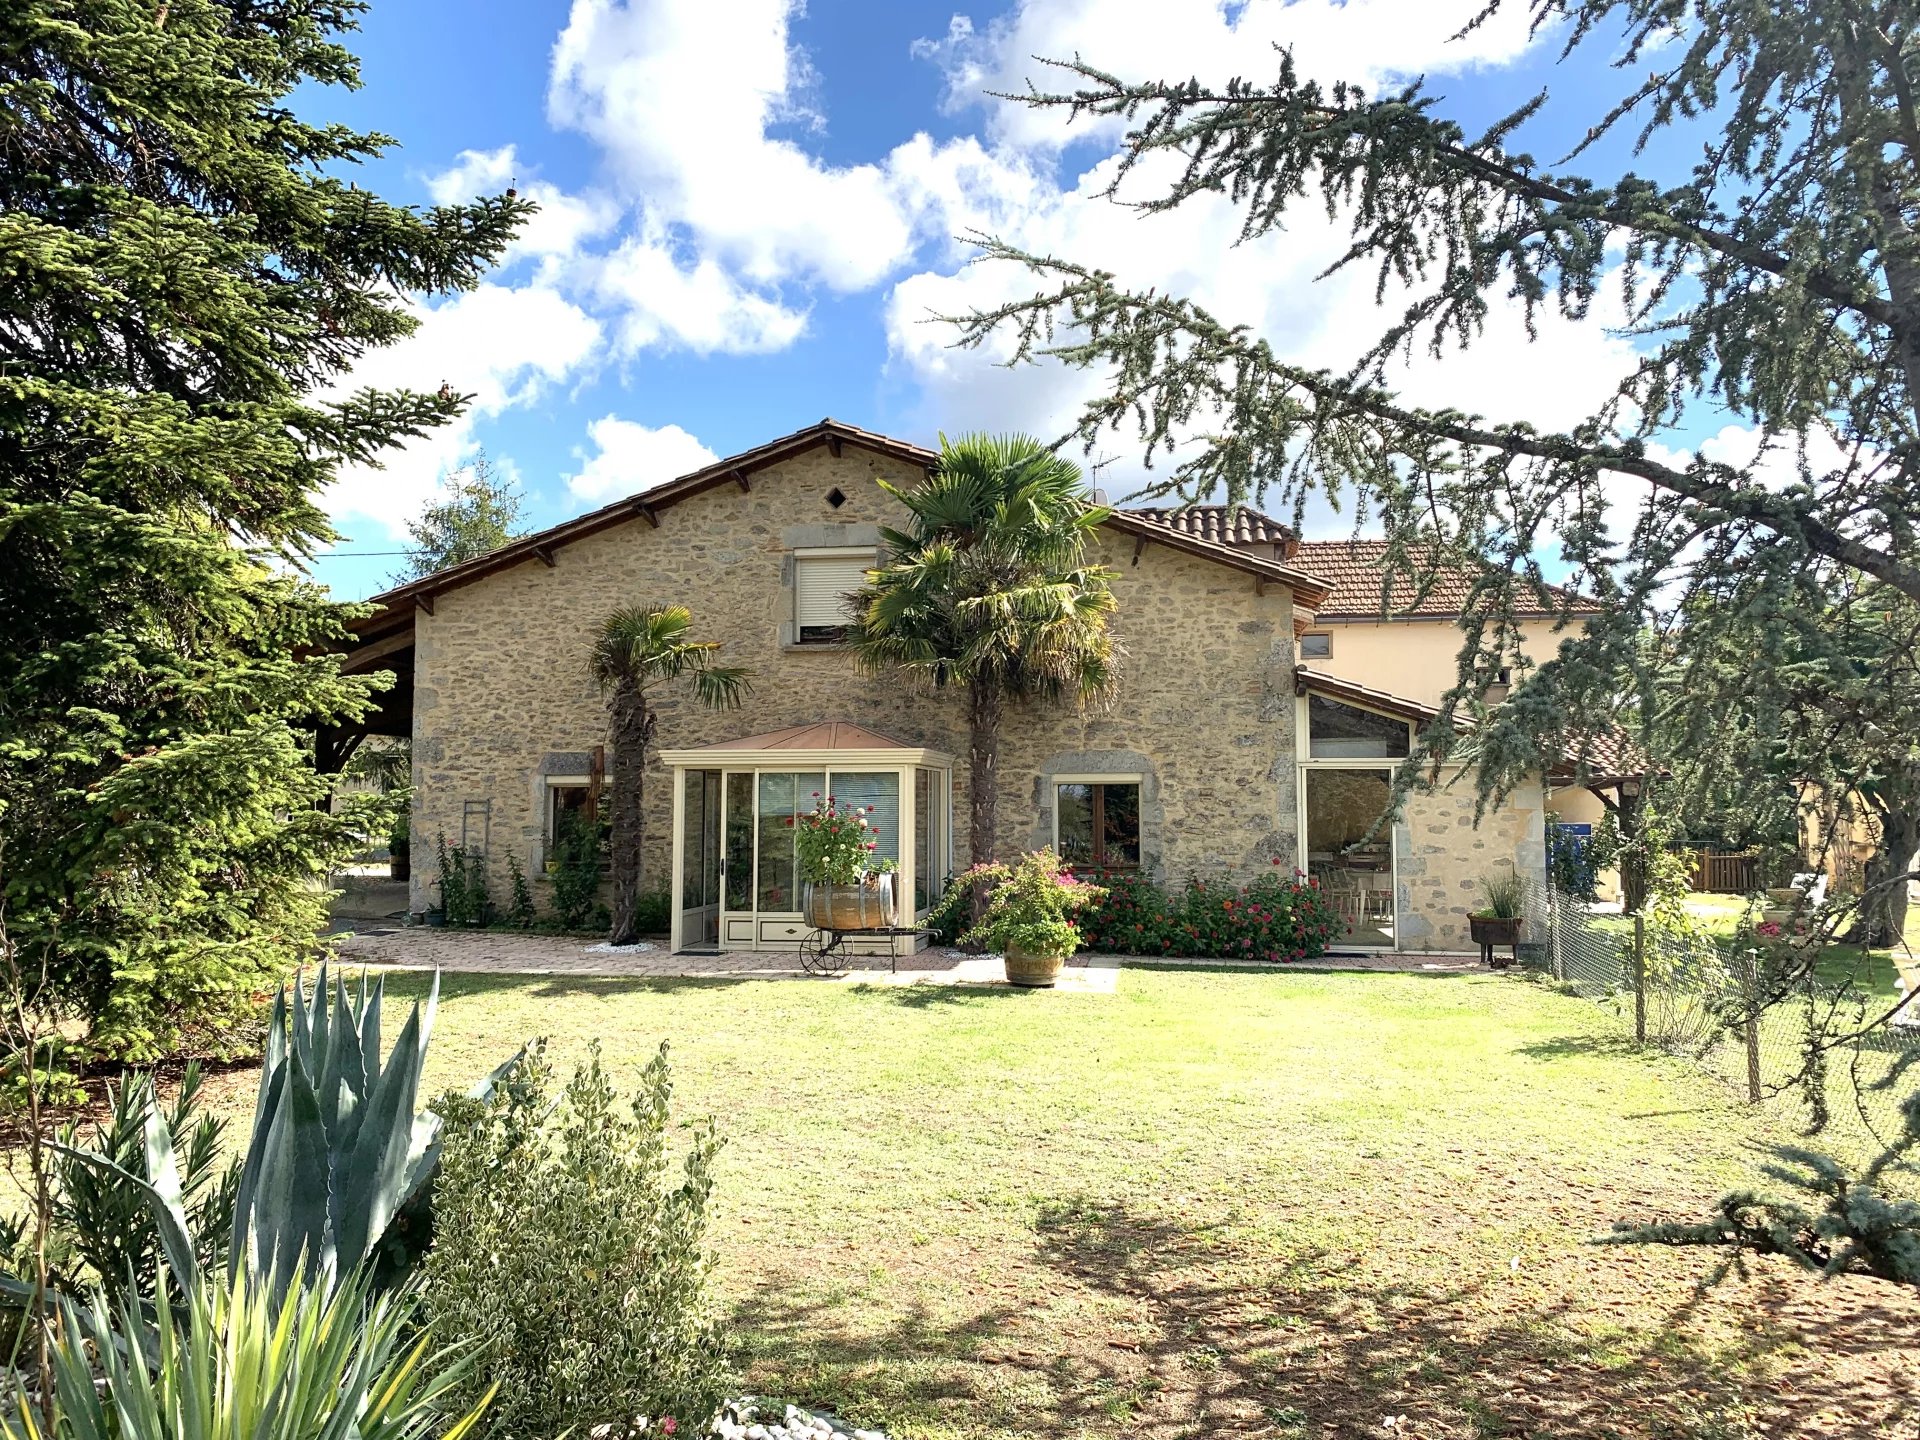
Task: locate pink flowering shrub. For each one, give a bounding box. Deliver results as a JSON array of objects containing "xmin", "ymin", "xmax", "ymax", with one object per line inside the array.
[{"xmin": 1075, "ymin": 864, "xmax": 1343, "ymax": 962}]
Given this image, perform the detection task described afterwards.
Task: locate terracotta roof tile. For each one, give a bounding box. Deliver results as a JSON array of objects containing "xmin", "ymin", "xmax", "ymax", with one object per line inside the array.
[
  {"xmin": 1123, "ymin": 504, "xmax": 1295, "ymax": 549},
  {"xmin": 1292, "ymin": 539, "xmax": 1596, "ymax": 618}
]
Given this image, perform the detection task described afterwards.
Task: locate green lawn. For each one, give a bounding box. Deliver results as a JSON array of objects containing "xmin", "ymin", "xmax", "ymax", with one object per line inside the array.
[{"xmin": 227, "ymin": 966, "xmax": 1918, "ymax": 1440}]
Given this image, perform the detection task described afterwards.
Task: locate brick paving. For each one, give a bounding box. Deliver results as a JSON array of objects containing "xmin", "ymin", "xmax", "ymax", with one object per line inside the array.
[
  {"xmin": 329, "ymin": 925, "xmax": 1123, "ymax": 993},
  {"xmin": 329, "ymin": 926, "xmax": 1486, "ymax": 990}
]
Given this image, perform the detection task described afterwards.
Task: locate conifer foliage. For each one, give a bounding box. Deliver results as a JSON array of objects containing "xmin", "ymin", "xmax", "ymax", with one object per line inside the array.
[
  {"xmin": 0, "ymin": 2, "xmax": 529, "ymax": 1058},
  {"xmin": 951, "ymin": 2, "xmax": 1920, "ymax": 864}
]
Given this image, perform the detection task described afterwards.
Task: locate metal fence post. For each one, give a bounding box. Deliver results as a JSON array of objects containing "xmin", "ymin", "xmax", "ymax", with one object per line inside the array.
[
  {"xmin": 1631, "ymin": 912, "xmax": 1647, "ymax": 1044},
  {"xmin": 1547, "ymin": 882, "xmax": 1564, "ymax": 981},
  {"xmin": 1744, "ymin": 995, "xmax": 1763, "ymax": 1103}
]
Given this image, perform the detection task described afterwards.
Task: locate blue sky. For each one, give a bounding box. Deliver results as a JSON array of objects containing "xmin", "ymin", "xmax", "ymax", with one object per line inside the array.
[{"xmin": 304, "ymin": 0, "xmax": 1708, "ymax": 600}]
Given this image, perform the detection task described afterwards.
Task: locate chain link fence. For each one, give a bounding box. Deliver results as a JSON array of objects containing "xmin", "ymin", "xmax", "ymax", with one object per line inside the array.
[{"xmin": 1532, "ymin": 881, "xmax": 1918, "ymax": 1170}]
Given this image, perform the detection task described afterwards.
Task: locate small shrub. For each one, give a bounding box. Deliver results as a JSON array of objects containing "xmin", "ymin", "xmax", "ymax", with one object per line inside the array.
[
  {"xmin": 547, "ymin": 810, "xmax": 602, "ymax": 929},
  {"xmin": 632, "ymin": 889, "xmax": 672, "ymax": 935},
  {"xmin": 504, "ymin": 857, "xmax": 536, "ymax": 929},
  {"xmin": 425, "ymin": 1040, "xmax": 729, "ymax": 1437},
  {"xmin": 924, "ymin": 871, "xmax": 987, "ymax": 945},
  {"xmin": 436, "ymin": 836, "xmax": 490, "ymax": 926},
  {"xmin": 962, "ymin": 849, "xmax": 1101, "ymax": 956},
  {"xmin": 1076, "ymin": 865, "xmax": 1342, "ymax": 962},
  {"xmin": 1546, "ymin": 818, "xmax": 1599, "ymax": 901}
]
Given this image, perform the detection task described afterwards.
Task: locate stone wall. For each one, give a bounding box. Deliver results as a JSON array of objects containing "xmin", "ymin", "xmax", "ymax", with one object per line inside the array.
[
  {"xmin": 1396, "ymin": 773, "xmax": 1547, "ymax": 952},
  {"xmin": 407, "ymin": 443, "xmax": 1301, "ymax": 917}
]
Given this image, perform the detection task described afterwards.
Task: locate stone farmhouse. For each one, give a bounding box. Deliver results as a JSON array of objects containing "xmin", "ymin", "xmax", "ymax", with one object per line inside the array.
[{"xmin": 336, "ymin": 419, "xmax": 1635, "ymax": 954}]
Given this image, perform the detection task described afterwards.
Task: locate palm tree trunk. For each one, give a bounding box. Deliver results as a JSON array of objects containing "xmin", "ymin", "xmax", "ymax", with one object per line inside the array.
[
  {"xmin": 966, "ymin": 682, "xmax": 1003, "ymax": 919},
  {"xmin": 607, "ymin": 682, "xmax": 650, "ymax": 945}
]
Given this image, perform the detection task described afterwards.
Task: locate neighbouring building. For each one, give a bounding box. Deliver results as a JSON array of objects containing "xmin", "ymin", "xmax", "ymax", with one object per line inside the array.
[{"xmin": 336, "ymin": 419, "xmax": 1613, "ymax": 954}]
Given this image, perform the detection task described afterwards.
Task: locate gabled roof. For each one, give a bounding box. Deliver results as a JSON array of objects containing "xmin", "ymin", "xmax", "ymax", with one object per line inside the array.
[
  {"xmin": 1292, "ymin": 539, "xmax": 1598, "ymax": 620},
  {"xmin": 1102, "ymin": 509, "xmax": 1330, "ymax": 610},
  {"xmin": 1124, "ymin": 504, "xmax": 1295, "ymax": 550},
  {"xmin": 1296, "ymin": 667, "xmax": 1651, "ymax": 786},
  {"xmin": 342, "ymin": 423, "xmax": 1335, "ymax": 660},
  {"xmin": 362, "ymin": 418, "xmax": 937, "ymax": 618}
]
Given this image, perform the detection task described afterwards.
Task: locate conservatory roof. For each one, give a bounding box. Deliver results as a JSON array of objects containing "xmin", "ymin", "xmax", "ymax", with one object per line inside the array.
[{"xmin": 659, "ymin": 722, "xmax": 953, "ymax": 769}]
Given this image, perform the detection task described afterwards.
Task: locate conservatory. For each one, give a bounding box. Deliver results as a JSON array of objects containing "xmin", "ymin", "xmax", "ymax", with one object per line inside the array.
[{"xmin": 658, "ymin": 721, "xmax": 954, "ymax": 955}]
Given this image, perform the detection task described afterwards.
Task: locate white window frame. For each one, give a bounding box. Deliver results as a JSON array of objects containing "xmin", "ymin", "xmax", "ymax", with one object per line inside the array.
[
  {"xmin": 791, "ymin": 546, "xmax": 874, "ymax": 646},
  {"xmin": 1050, "ymin": 772, "xmax": 1145, "ymax": 869},
  {"xmin": 542, "ymin": 774, "xmax": 591, "ymax": 858}
]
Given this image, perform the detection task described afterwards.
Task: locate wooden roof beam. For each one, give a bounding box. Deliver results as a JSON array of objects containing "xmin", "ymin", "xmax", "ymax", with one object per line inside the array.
[
  {"xmin": 415, "ymin": 593, "xmax": 435, "ymax": 616},
  {"xmin": 732, "ymin": 469, "xmax": 751, "ymax": 492},
  {"xmin": 533, "ymin": 544, "xmax": 557, "ymax": 568}
]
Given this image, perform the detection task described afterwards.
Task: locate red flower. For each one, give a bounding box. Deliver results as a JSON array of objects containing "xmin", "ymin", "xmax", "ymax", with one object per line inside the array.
[{"xmin": 661, "ymin": 1421, "xmax": 677, "ymax": 1436}]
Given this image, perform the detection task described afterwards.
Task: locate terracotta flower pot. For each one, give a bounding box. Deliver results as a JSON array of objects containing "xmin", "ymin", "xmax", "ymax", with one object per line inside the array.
[{"xmin": 1004, "ymin": 944, "xmax": 1067, "ymax": 988}]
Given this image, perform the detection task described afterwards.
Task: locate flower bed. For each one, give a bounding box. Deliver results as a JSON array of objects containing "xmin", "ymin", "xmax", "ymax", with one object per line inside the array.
[{"xmin": 1073, "ymin": 866, "xmax": 1342, "ymax": 962}]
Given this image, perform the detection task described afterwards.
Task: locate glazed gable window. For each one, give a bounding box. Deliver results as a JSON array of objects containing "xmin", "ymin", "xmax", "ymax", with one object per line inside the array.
[
  {"xmin": 792, "ymin": 548, "xmax": 872, "ymax": 645},
  {"xmin": 1054, "ymin": 779, "xmax": 1141, "ymax": 869},
  {"xmin": 1300, "ymin": 632, "xmax": 1332, "ymax": 659}
]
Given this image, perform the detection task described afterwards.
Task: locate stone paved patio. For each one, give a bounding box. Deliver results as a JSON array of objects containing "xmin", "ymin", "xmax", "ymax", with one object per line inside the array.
[{"xmin": 328, "ymin": 926, "xmax": 1485, "ymax": 991}]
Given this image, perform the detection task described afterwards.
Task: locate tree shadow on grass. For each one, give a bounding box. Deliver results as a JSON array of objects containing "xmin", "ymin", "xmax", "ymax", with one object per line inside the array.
[
  {"xmin": 728, "ymin": 1196, "xmax": 1919, "ymax": 1439},
  {"xmin": 1513, "ymin": 1032, "xmax": 1647, "ymax": 1061}
]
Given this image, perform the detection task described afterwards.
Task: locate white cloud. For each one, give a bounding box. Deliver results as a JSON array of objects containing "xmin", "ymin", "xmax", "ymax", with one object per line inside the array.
[
  {"xmin": 322, "ymin": 283, "xmax": 603, "ymax": 535},
  {"xmin": 586, "ymin": 229, "xmax": 810, "ymax": 355},
  {"xmin": 566, "ymin": 414, "xmax": 720, "ymax": 502},
  {"xmin": 549, "ymin": 0, "xmax": 912, "ymax": 289},
  {"xmin": 427, "ymin": 145, "xmax": 622, "ymax": 266},
  {"xmin": 915, "ymin": 0, "xmax": 1542, "ymax": 152}
]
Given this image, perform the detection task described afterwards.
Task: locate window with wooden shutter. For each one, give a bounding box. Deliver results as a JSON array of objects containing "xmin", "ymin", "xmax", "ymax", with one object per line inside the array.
[{"xmin": 793, "ymin": 548, "xmax": 871, "ymax": 643}]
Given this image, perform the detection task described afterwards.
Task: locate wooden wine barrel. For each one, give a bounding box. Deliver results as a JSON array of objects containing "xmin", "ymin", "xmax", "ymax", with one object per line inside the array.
[{"xmin": 804, "ymin": 875, "xmax": 897, "ymax": 931}]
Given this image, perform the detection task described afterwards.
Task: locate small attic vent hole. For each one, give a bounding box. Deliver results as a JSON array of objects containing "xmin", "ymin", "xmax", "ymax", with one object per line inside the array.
[{"xmin": 825, "ymin": 487, "xmax": 847, "ymax": 509}]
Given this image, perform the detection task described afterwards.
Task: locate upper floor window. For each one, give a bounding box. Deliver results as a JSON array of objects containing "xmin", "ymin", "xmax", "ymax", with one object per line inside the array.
[
  {"xmin": 1300, "ymin": 632, "xmax": 1332, "ymax": 660},
  {"xmin": 1307, "ymin": 695, "xmax": 1411, "ymax": 760},
  {"xmin": 793, "ymin": 548, "xmax": 872, "ymax": 645}
]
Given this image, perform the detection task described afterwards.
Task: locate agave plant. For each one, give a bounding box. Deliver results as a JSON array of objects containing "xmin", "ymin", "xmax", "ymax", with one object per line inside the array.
[
  {"xmin": 59, "ymin": 966, "xmax": 510, "ymax": 1301},
  {"xmin": 2, "ymin": 1264, "xmax": 492, "ymax": 1440}
]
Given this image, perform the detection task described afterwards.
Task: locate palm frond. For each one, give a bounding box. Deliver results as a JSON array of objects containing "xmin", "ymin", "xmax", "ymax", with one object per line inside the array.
[{"xmin": 850, "ymin": 433, "xmax": 1118, "ymax": 710}]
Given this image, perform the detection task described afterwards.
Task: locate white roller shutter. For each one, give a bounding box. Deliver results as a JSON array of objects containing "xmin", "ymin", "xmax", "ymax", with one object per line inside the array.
[{"xmin": 794, "ymin": 549, "xmax": 873, "ymax": 632}]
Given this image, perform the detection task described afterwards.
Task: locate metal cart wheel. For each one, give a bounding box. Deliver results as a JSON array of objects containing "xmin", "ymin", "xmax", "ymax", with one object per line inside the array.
[{"xmin": 798, "ymin": 927, "xmax": 849, "ymax": 976}]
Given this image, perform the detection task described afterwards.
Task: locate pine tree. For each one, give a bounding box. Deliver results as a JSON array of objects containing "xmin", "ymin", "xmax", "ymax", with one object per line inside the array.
[
  {"xmin": 951, "ymin": 2, "xmax": 1920, "ymax": 946},
  {"xmin": 395, "ymin": 449, "xmax": 525, "ymax": 582},
  {"xmin": 0, "ymin": 1, "xmax": 529, "ymax": 1058}
]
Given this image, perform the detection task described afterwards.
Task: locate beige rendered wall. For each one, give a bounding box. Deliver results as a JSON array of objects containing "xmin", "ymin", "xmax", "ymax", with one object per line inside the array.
[
  {"xmin": 407, "ymin": 444, "xmax": 1301, "ymax": 917},
  {"xmin": 1305, "ymin": 616, "xmax": 1581, "ymax": 709}
]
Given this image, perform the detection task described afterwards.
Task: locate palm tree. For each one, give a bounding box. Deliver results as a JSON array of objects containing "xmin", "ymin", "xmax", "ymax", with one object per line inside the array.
[
  {"xmin": 590, "ymin": 605, "xmax": 750, "ymax": 944},
  {"xmin": 851, "ymin": 433, "xmax": 1119, "ymax": 879}
]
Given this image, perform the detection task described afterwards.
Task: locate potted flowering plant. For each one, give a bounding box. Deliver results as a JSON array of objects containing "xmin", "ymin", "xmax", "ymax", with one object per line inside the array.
[
  {"xmin": 794, "ymin": 793, "xmax": 898, "ymax": 929},
  {"xmin": 962, "ymin": 848, "xmax": 1104, "ymax": 987}
]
